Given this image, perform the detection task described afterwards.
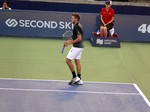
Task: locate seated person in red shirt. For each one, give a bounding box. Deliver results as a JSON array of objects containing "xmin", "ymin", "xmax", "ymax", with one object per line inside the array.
[{"xmin": 100, "ymin": 0, "xmax": 114, "ymax": 37}]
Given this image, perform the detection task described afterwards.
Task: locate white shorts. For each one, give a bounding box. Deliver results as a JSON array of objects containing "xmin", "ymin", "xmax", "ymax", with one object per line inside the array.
[{"xmin": 67, "ymin": 47, "xmax": 84, "ymax": 60}]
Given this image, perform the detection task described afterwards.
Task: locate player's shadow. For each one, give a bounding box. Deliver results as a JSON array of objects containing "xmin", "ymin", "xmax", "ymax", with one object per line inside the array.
[{"xmin": 57, "ymin": 84, "xmax": 82, "ymax": 101}]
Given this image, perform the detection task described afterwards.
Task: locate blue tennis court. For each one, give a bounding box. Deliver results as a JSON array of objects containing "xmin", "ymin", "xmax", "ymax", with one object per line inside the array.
[{"xmin": 0, "ymin": 78, "xmax": 150, "ymax": 112}]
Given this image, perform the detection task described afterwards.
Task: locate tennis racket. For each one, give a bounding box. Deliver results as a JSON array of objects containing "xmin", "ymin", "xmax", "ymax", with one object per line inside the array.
[{"xmin": 61, "ymin": 30, "xmax": 73, "ymax": 54}]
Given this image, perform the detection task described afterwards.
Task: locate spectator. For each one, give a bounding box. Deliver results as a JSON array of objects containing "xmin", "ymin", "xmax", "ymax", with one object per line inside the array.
[
  {"xmin": 0, "ymin": 1, "xmax": 11, "ymax": 10},
  {"xmin": 100, "ymin": 0, "xmax": 115, "ymax": 37}
]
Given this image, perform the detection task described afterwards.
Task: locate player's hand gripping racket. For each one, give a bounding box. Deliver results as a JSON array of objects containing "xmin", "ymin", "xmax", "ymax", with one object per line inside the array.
[{"xmin": 61, "ymin": 30, "xmax": 73, "ymax": 54}]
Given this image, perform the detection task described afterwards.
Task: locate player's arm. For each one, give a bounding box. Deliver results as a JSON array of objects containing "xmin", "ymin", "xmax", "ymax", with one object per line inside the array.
[
  {"xmin": 70, "ymin": 34, "xmax": 82, "ymax": 44},
  {"xmin": 64, "ymin": 34, "xmax": 82, "ymax": 46}
]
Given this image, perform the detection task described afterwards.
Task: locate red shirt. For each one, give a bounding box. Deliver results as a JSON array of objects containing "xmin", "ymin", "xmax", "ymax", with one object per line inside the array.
[{"xmin": 100, "ymin": 8, "xmax": 115, "ymax": 24}]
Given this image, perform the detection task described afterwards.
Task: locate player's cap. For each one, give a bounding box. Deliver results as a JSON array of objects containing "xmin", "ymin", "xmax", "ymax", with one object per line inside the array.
[{"xmin": 106, "ymin": 0, "xmax": 112, "ymax": 5}]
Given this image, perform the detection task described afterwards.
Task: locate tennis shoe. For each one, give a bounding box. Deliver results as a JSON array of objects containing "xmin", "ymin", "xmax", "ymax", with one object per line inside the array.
[
  {"xmin": 68, "ymin": 77, "xmax": 80, "ymax": 85},
  {"xmin": 75, "ymin": 79, "xmax": 83, "ymax": 85}
]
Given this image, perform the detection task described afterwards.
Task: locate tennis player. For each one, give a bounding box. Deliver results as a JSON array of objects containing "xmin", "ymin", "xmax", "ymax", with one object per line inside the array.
[
  {"xmin": 64, "ymin": 13, "xmax": 84, "ymax": 85},
  {"xmin": 100, "ymin": 0, "xmax": 115, "ymax": 37}
]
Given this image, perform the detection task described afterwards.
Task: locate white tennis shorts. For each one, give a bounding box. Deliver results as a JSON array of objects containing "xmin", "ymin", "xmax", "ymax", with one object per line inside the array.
[{"xmin": 67, "ymin": 47, "xmax": 84, "ymax": 60}]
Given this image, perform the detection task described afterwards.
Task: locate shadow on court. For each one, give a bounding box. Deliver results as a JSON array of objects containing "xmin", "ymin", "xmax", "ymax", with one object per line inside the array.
[{"xmin": 0, "ymin": 79, "xmax": 149, "ymax": 112}]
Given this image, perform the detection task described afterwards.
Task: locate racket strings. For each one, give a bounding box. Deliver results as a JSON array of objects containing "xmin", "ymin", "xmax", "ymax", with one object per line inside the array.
[{"xmin": 61, "ymin": 30, "xmax": 73, "ymax": 54}]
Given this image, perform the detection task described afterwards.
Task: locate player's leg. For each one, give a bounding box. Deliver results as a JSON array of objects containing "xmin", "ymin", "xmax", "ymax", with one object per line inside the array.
[
  {"xmin": 66, "ymin": 47, "xmax": 80, "ymax": 85},
  {"xmin": 65, "ymin": 58, "xmax": 76, "ymax": 78},
  {"xmin": 74, "ymin": 59, "xmax": 81, "ymax": 79},
  {"xmin": 74, "ymin": 48, "xmax": 84, "ymax": 85},
  {"xmin": 74, "ymin": 59, "xmax": 83, "ymax": 85}
]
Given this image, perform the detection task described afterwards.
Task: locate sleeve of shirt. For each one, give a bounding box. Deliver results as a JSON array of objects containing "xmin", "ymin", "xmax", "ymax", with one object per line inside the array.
[
  {"xmin": 100, "ymin": 8, "xmax": 103, "ymax": 15},
  {"xmin": 77, "ymin": 29, "xmax": 82, "ymax": 35},
  {"xmin": 76, "ymin": 27, "xmax": 82, "ymax": 35},
  {"xmin": 112, "ymin": 9, "xmax": 115, "ymax": 17}
]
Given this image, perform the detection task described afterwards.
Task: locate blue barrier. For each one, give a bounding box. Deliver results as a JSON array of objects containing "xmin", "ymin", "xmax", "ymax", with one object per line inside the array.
[
  {"xmin": 90, "ymin": 34, "xmax": 121, "ymax": 48},
  {"xmin": 0, "ymin": 10, "xmax": 150, "ymax": 42},
  {"xmin": 115, "ymin": 14, "xmax": 150, "ymax": 42},
  {"xmin": 0, "ymin": 10, "xmax": 97, "ymax": 38}
]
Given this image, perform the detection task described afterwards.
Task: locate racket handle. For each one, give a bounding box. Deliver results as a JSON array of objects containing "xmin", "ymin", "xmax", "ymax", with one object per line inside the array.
[{"xmin": 61, "ymin": 45, "xmax": 65, "ymax": 54}]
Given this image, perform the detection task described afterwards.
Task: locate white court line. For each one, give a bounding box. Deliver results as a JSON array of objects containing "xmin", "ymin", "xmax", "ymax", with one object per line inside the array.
[
  {"xmin": 1, "ymin": 78, "xmax": 150, "ymax": 109},
  {"xmin": 0, "ymin": 87, "xmax": 140, "ymax": 96},
  {"xmin": 0, "ymin": 78, "xmax": 134, "ymax": 85},
  {"xmin": 133, "ymin": 84, "xmax": 150, "ymax": 107}
]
